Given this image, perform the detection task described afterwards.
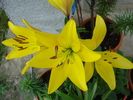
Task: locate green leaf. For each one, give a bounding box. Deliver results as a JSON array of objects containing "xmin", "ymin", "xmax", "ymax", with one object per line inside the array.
[
  {"xmin": 55, "ymin": 90, "xmax": 74, "ymax": 100},
  {"xmin": 102, "ymin": 90, "xmax": 112, "ymax": 100},
  {"xmin": 84, "ymin": 78, "xmax": 98, "ymax": 100},
  {"xmin": 64, "ymin": 17, "xmax": 69, "ymax": 25},
  {"xmin": 117, "ymin": 50, "xmax": 123, "ymax": 56},
  {"xmin": 56, "ymin": 29, "xmax": 62, "ymax": 33}
]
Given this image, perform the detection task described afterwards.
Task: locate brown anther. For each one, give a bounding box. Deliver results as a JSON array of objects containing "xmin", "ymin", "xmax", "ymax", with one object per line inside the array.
[
  {"xmin": 55, "ymin": 46, "xmax": 58, "ymax": 56},
  {"xmin": 57, "ymin": 62, "xmax": 63, "ymax": 67},
  {"xmin": 13, "ymin": 37, "xmax": 29, "ymax": 44},
  {"xmin": 113, "ymin": 57, "xmax": 117, "ymax": 59},
  {"xmin": 19, "ymin": 42, "xmax": 29, "ymax": 44},
  {"xmin": 13, "ymin": 38, "xmax": 23, "ymax": 43},
  {"xmin": 62, "ymin": 50, "xmax": 65, "ymax": 53},
  {"xmin": 15, "ymin": 37, "xmax": 26, "ymax": 40},
  {"xmin": 18, "ymin": 35, "xmax": 28, "ymax": 39},
  {"xmin": 18, "ymin": 47, "xmax": 28, "ymax": 50},
  {"xmin": 50, "ymin": 56, "xmax": 57, "ymax": 59},
  {"xmin": 108, "ymin": 62, "xmax": 112, "ymax": 64},
  {"xmin": 67, "ymin": 59, "xmax": 70, "ymax": 64},
  {"xmin": 104, "ymin": 59, "xmax": 107, "ymax": 61},
  {"xmin": 104, "ymin": 53, "xmax": 107, "ymax": 55}
]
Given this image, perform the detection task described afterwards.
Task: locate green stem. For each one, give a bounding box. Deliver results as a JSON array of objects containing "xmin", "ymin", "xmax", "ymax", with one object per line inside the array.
[
  {"xmin": 102, "ymin": 90, "xmax": 112, "ymax": 100},
  {"xmin": 90, "ymin": 0, "xmax": 95, "ymax": 34}
]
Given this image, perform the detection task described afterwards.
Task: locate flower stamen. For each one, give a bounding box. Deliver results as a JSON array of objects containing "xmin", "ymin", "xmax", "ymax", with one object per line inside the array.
[{"xmin": 18, "ymin": 46, "xmax": 28, "ymax": 50}]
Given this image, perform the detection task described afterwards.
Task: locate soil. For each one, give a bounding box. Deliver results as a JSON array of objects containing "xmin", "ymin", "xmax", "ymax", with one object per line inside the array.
[{"xmin": 80, "ymin": 18, "xmax": 120, "ymax": 51}]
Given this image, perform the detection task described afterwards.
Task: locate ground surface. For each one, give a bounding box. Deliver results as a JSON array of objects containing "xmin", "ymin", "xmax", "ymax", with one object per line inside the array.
[{"xmin": 0, "ymin": 0, "xmax": 133, "ymax": 100}]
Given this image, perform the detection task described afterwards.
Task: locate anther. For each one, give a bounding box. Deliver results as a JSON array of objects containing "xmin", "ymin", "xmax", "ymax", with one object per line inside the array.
[
  {"xmin": 18, "ymin": 47, "xmax": 28, "ymax": 50},
  {"xmin": 113, "ymin": 57, "xmax": 117, "ymax": 59},
  {"xmin": 108, "ymin": 62, "xmax": 112, "ymax": 64},
  {"xmin": 104, "ymin": 59, "xmax": 107, "ymax": 61},
  {"xmin": 18, "ymin": 35, "xmax": 28, "ymax": 39},
  {"xmin": 57, "ymin": 62, "xmax": 63, "ymax": 67},
  {"xmin": 67, "ymin": 59, "xmax": 70, "ymax": 64},
  {"xmin": 50, "ymin": 56, "xmax": 57, "ymax": 59}
]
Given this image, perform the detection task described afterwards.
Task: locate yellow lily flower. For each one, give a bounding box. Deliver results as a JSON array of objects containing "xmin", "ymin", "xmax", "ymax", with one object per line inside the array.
[
  {"xmin": 22, "ymin": 19, "xmax": 101, "ymax": 94},
  {"xmin": 48, "ymin": 0, "xmax": 74, "ymax": 16},
  {"xmin": 2, "ymin": 21, "xmax": 40, "ymax": 59},
  {"xmin": 80, "ymin": 15, "xmax": 133, "ymax": 90}
]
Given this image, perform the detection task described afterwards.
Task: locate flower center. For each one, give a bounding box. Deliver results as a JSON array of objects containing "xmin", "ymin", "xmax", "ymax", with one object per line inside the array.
[{"xmin": 50, "ymin": 46, "xmax": 75, "ymax": 66}]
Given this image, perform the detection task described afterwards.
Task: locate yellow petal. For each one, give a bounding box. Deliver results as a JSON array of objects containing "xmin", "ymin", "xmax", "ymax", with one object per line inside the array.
[
  {"xmin": 21, "ymin": 64, "xmax": 30, "ymax": 74},
  {"xmin": 8, "ymin": 21, "xmax": 36, "ymax": 41},
  {"xmin": 95, "ymin": 59, "xmax": 116, "ymax": 90},
  {"xmin": 6, "ymin": 46, "xmax": 40, "ymax": 59},
  {"xmin": 100, "ymin": 51, "xmax": 133, "ymax": 69},
  {"xmin": 22, "ymin": 19, "xmax": 41, "ymax": 31},
  {"xmin": 48, "ymin": 0, "xmax": 66, "ymax": 15},
  {"xmin": 65, "ymin": 53, "xmax": 88, "ymax": 91},
  {"xmin": 77, "ymin": 44, "xmax": 101, "ymax": 62},
  {"xmin": 48, "ymin": 65, "xmax": 67, "ymax": 94},
  {"xmin": 80, "ymin": 39, "xmax": 96, "ymax": 50},
  {"xmin": 28, "ymin": 46, "xmax": 64, "ymax": 68},
  {"xmin": 48, "ymin": 0, "xmax": 74, "ymax": 16},
  {"xmin": 21, "ymin": 46, "xmax": 47, "ymax": 74},
  {"xmin": 84, "ymin": 62, "xmax": 94, "ymax": 82},
  {"xmin": 62, "ymin": 0, "xmax": 74, "ymax": 16},
  {"xmin": 92, "ymin": 15, "xmax": 107, "ymax": 49},
  {"xmin": 58, "ymin": 20, "xmax": 80, "ymax": 52},
  {"xmin": 35, "ymin": 31, "xmax": 58, "ymax": 47},
  {"xmin": 2, "ymin": 38, "xmax": 20, "ymax": 47}
]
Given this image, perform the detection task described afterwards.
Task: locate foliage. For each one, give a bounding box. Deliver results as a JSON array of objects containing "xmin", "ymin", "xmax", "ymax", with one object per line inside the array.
[
  {"xmin": 0, "ymin": 75, "xmax": 11, "ymax": 98},
  {"xmin": 0, "ymin": 8, "xmax": 9, "ymax": 63},
  {"xmin": 112, "ymin": 9, "xmax": 133, "ymax": 35},
  {"xmin": 19, "ymin": 74, "xmax": 47, "ymax": 100},
  {"xmin": 95, "ymin": 0, "xmax": 118, "ymax": 18}
]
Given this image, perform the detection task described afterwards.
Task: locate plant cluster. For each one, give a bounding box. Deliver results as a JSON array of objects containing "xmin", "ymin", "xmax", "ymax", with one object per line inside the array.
[
  {"xmin": 0, "ymin": 8, "xmax": 8, "ymax": 63},
  {"xmin": 0, "ymin": 76, "xmax": 11, "ymax": 98}
]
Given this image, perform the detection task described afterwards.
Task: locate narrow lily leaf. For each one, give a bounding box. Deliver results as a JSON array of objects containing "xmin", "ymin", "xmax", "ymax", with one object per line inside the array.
[
  {"xmin": 95, "ymin": 59, "xmax": 116, "ymax": 90},
  {"xmin": 85, "ymin": 78, "xmax": 98, "ymax": 100},
  {"xmin": 102, "ymin": 90, "xmax": 112, "ymax": 100},
  {"xmin": 58, "ymin": 20, "xmax": 80, "ymax": 52},
  {"xmin": 84, "ymin": 62, "xmax": 94, "ymax": 82},
  {"xmin": 48, "ymin": 66, "xmax": 67, "ymax": 94},
  {"xmin": 55, "ymin": 90, "xmax": 74, "ymax": 100},
  {"xmin": 65, "ymin": 53, "xmax": 87, "ymax": 91},
  {"xmin": 92, "ymin": 15, "xmax": 107, "ymax": 49},
  {"xmin": 77, "ymin": 44, "xmax": 101, "ymax": 62}
]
